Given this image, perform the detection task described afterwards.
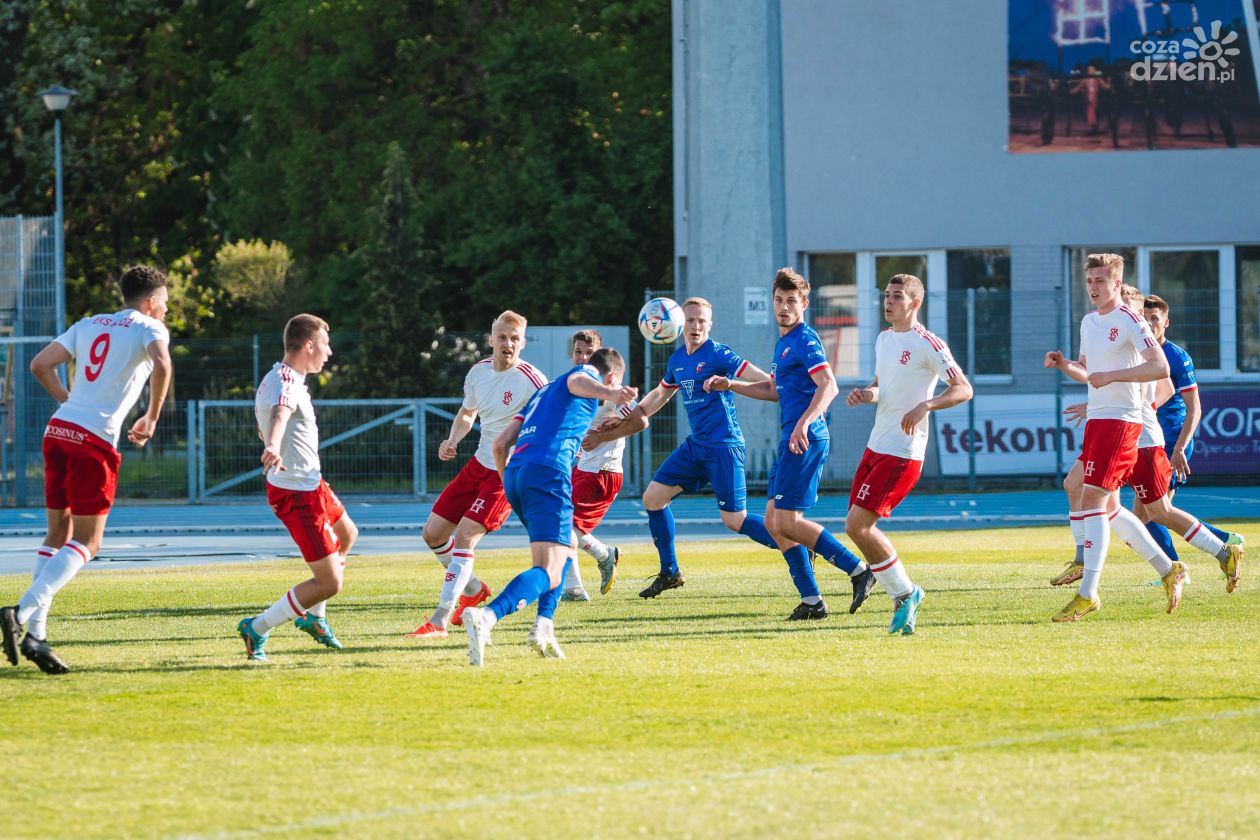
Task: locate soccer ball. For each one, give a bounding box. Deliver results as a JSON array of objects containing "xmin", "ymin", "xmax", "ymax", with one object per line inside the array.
[{"xmin": 638, "ymin": 297, "xmax": 684, "ymax": 345}]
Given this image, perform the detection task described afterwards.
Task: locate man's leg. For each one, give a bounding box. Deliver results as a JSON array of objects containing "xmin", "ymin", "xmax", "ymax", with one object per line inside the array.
[
  {"xmin": 773, "ymin": 506, "xmax": 873, "ymax": 615},
  {"xmin": 2, "ymin": 508, "xmax": 82, "ymax": 674},
  {"xmin": 238, "ymin": 553, "xmax": 344, "ymax": 662},
  {"xmin": 845, "ymin": 505, "xmax": 922, "ymax": 634},
  {"xmin": 763, "ymin": 501, "xmax": 823, "ymax": 613},
  {"xmin": 27, "ymin": 508, "xmax": 71, "ymax": 642},
  {"xmin": 1053, "ymin": 461, "xmax": 1087, "ymax": 586},
  {"xmin": 292, "ymin": 513, "xmax": 358, "ymax": 649},
  {"xmin": 431, "ymin": 518, "xmax": 489, "ymax": 629},
  {"xmin": 464, "ymin": 543, "xmax": 569, "ymax": 666},
  {"xmin": 1145, "ymin": 494, "xmax": 1242, "ymax": 592},
  {"xmin": 641, "ymin": 481, "xmax": 685, "ymax": 597}
]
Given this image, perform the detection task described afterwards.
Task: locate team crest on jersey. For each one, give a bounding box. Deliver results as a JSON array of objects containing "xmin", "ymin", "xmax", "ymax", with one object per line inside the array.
[
  {"xmin": 899, "ymin": 350, "xmax": 912, "ymax": 365},
  {"xmin": 681, "ymin": 379, "xmax": 695, "ymax": 400},
  {"xmin": 1108, "ymin": 328, "xmax": 1119, "ymax": 342},
  {"xmin": 502, "ymin": 390, "xmax": 513, "ymax": 406},
  {"xmin": 695, "ymin": 361, "xmax": 706, "ymax": 373},
  {"xmin": 780, "ymin": 348, "xmax": 790, "ymax": 358}
]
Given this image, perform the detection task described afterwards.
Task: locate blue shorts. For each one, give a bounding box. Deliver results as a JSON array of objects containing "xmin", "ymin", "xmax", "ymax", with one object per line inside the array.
[
  {"xmin": 1165, "ymin": 437, "xmax": 1194, "ymax": 491},
  {"xmin": 504, "ymin": 462, "xmax": 573, "ymax": 545},
  {"xmin": 652, "ymin": 437, "xmax": 747, "ymax": 513},
  {"xmin": 767, "ymin": 433, "xmax": 829, "ymax": 511}
]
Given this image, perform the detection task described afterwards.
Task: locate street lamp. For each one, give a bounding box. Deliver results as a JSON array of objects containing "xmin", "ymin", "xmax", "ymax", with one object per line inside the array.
[{"xmin": 36, "ymin": 84, "xmax": 77, "ymax": 332}]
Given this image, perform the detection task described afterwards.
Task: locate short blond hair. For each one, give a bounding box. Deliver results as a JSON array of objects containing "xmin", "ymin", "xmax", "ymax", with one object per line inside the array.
[
  {"xmin": 1086, "ymin": 253, "xmax": 1125, "ymax": 278},
  {"xmin": 283, "ymin": 314, "xmax": 329, "ymax": 353},
  {"xmin": 682, "ymin": 297, "xmax": 711, "ymax": 312},
  {"xmin": 886, "ymin": 274, "xmax": 924, "ymax": 301},
  {"xmin": 1121, "ymin": 284, "xmax": 1143, "ymax": 306},
  {"xmin": 492, "ymin": 310, "xmax": 527, "ymax": 332}
]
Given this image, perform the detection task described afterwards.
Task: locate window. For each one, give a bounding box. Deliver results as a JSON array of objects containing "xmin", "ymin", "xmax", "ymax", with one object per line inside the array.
[
  {"xmin": 1148, "ymin": 250, "xmax": 1220, "ymax": 370},
  {"xmin": 946, "ymin": 249, "xmax": 1012, "ymax": 375},
  {"xmin": 807, "ymin": 253, "xmax": 858, "ymax": 378},
  {"xmin": 1238, "ymin": 247, "xmax": 1260, "ymax": 373},
  {"xmin": 1066, "ymin": 246, "xmax": 1137, "ymax": 358}
]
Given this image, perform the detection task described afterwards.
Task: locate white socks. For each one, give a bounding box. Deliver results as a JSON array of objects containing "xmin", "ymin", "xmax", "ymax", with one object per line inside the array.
[
  {"xmin": 1109, "ymin": 507, "xmax": 1173, "ymax": 577},
  {"xmin": 565, "ymin": 556, "xmax": 587, "ymax": 593},
  {"xmin": 17, "ymin": 540, "xmax": 92, "ymax": 626},
  {"xmin": 431, "ymin": 536, "xmax": 455, "ymax": 567},
  {"xmin": 1183, "ymin": 520, "xmax": 1227, "ymax": 560},
  {"xmin": 26, "ymin": 546, "xmax": 56, "ymax": 639},
  {"xmin": 253, "ymin": 587, "xmax": 306, "ymax": 635},
  {"xmin": 438, "ymin": 548, "xmax": 476, "ymax": 611},
  {"xmin": 1078, "ymin": 509, "xmax": 1109, "ymax": 599},
  {"xmin": 869, "ymin": 554, "xmax": 912, "ymax": 599},
  {"xmin": 1069, "ymin": 512, "xmax": 1085, "ymax": 564},
  {"xmin": 576, "ymin": 530, "xmax": 610, "ymax": 563}
]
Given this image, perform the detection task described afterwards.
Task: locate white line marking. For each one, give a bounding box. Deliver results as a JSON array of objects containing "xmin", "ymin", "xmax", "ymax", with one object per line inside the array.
[{"xmin": 174, "ymin": 705, "xmax": 1260, "ymax": 839}]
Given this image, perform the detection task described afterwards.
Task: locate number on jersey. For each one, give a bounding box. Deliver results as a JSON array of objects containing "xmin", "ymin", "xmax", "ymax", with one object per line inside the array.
[{"xmin": 84, "ymin": 333, "xmax": 111, "ymax": 382}]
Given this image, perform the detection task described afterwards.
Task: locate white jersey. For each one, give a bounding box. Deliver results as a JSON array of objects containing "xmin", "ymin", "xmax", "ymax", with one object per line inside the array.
[
  {"xmin": 1138, "ymin": 380, "xmax": 1165, "ymax": 449},
  {"xmin": 255, "ymin": 362, "xmax": 321, "ymax": 491},
  {"xmin": 462, "ymin": 358, "xmax": 547, "ymax": 469},
  {"xmin": 867, "ymin": 325, "xmax": 962, "ymax": 461},
  {"xmin": 52, "ymin": 309, "xmax": 169, "ymax": 448},
  {"xmin": 577, "ymin": 399, "xmax": 637, "ymax": 474},
  {"xmin": 1080, "ymin": 305, "xmax": 1157, "ymax": 424}
]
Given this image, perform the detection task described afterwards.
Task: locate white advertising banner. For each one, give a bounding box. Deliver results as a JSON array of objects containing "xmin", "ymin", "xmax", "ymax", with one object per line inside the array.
[{"xmin": 934, "ymin": 393, "xmax": 1083, "ymax": 476}]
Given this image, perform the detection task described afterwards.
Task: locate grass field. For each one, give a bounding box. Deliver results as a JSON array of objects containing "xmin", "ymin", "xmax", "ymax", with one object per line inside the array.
[{"xmin": 2, "ymin": 524, "xmax": 1259, "ymax": 839}]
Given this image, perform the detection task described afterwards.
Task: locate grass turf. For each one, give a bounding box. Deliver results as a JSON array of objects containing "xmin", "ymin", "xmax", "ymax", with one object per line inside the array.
[{"xmin": 2, "ymin": 523, "xmax": 1259, "ymax": 839}]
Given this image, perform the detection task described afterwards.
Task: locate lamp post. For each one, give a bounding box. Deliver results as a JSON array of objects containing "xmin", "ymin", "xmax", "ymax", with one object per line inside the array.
[{"xmin": 37, "ymin": 85, "xmax": 77, "ymax": 331}]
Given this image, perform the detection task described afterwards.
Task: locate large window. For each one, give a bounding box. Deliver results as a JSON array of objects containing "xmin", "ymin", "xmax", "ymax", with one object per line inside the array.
[
  {"xmin": 946, "ymin": 249, "xmax": 1012, "ymax": 375},
  {"xmin": 807, "ymin": 253, "xmax": 858, "ymax": 378},
  {"xmin": 1237, "ymin": 247, "xmax": 1260, "ymax": 373},
  {"xmin": 1148, "ymin": 250, "xmax": 1220, "ymax": 370}
]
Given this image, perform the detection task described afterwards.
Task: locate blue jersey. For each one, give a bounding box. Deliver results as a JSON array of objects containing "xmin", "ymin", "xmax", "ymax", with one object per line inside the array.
[
  {"xmin": 661, "ymin": 339, "xmax": 749, "ymax": 448},
  {"xmin": 1157, "ymin": 340, "xmax": 1197, "ymax": 443},
  {"xmin": 771, "ymin": 322, "xmax": 830, "ymax": 438},
  {"xmin": 511, "ymin": 364, "xmax": 600, "ymax": 471}
]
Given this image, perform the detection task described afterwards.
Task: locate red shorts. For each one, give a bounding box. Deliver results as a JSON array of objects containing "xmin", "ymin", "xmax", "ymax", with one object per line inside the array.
[
  {"xmin": 1078, "ymin": 419, "xmax": 1141, "ymax": 492},
  {"xmin": 1130, "ymin": 446, "xmax": 1171, "ymax": 503},
  {"xmin": 571, "ymin": 469, "xmax": 623, "ymax": 533},
  {"xmin": 431, "ymin": 458, "xmax": 512, "ymax": 532},
  {"xmin": 267, "ymin": 479, "xmax": 346, "ymax": 562},
  {"xmin": 849, "ymin": 448, "xmax": 923, "ymax": 518},
  {"xmin": 42, "ymin": 420, "xmax": 121, "ymax": 515}
]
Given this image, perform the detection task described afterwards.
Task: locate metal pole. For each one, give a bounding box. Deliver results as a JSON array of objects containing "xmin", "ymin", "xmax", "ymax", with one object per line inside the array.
[
  {"xmin": 187, "ymin": 400, "xmax": 197, "ymax": 503},
  {"xmin": 197, "ymin": 401, "xmax": 207, "ymax": 502},
  {"xmin": 54, "ymin": 115, "xmax": 65, "ymax": 334},
  {"xmin": 14, "ymin": 217, "xmax": 25, "ymax": 507},
  {"xmin": 966, "ymin": 288, "xmax": 976, "ymax": 493},
  {"xmin": 1054, "ymin": 281, "xmax": 1066, "ymax": 484},
  {"xmin": 639, "ymin": 289, "xmax": 652, "ymax": 493},
  {"xmin": 417, "ymin": 402, "xmax": 428, "ymax": 497},
  {"xmin": 412, "ymin": 402, "xmax": 422, "ymax": 497},
  {"xmin": 252, "ymin": 333, "xmax": 260, "ymax": 385}
]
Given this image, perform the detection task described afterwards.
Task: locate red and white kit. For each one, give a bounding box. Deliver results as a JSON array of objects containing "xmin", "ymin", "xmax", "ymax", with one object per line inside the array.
[
  {"xmin": 1077, "ymin": 305, "xmax": 1157, "ymax": 491},
  {"xmin": 431, "ymin": 358, "xmax": 546, "ymax": 530},
  {"xmin": 571, "ymin": 400, "xmax": 632, "ymax": 533},
  {"xmin": 850, "ymin": 325, "xmax": 960, "ymax": 518},
  {"xmin": 255, "ymin": 362, "xmax": 345, "ymax": 562},
  {"xmin": 1129, "ymin": 381, "xmax": 1171, "ymax": 503},
  {"xmin": 43, "ymin": 309, "xmax": 169, "ymax": 514}
]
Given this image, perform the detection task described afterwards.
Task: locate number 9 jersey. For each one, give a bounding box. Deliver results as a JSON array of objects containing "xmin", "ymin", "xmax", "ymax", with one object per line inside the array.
[{"xmin": 51, "ymin": 308, "xmax": 170, "ymax": 448}]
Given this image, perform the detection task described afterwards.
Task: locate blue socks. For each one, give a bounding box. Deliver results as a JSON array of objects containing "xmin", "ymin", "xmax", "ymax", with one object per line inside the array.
[
  {"xmin": 1146, "ymin": 521, "xmax": 1179, "ymax": 562},
  {"xmin": 783, "ymin": 544, "xmax": 820, "ymax": 598},
  {"xmin": 488, "ymin": 566, "xmax": 551, "ymax": 621},
  {"xmin": 1204, "ymin": 521, "xmax": 1230, "ymax": 543},
  {"xmin": 536, "ymin": 559, "xmax": 572, "ymax": 620},
  {"xmin": 648, "ymin": 507, "xmax": 679, "ymax": 575},
  {"xmin": 738, "ymin": 513, "xmax": 777, "ymax": 550},
  {"xmin": 812, "ymin": 527, "xmax": 863, "ymax": 575}
]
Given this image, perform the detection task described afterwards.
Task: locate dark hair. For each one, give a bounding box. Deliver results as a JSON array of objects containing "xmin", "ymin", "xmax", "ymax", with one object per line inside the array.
[
  {"xmin": 120, "ymin": 265, "xmax": 168, "ymax": 304},
  {"xmin": 589, "ymin": 347, "xmax": 624, "ymax": 376},
  {"xmin": 283, "ymin": 313, "xmax": 330, "ymax": 353},
  {"xmin": 1143, "ymin": 294, "xmax": 1169, "ymax": 315},
  {"xmin": 572, "ymin": 329, "xmax": 603, "ymax": 349},
  {"xmin": 772, "ymin": 267, "xmax": 810, "ymax": 296}
]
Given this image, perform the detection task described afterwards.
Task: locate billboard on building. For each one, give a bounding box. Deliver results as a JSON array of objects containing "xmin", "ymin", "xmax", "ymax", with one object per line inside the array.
[{"xmin": 1008, "ymin": 0, "xmax": 1260, "ymax": 152}]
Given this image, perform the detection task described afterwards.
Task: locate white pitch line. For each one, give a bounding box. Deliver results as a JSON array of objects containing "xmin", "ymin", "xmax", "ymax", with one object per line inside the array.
[{"xmin": 173, "ymin": 704, "xmax": 1260, "ymax": 840}]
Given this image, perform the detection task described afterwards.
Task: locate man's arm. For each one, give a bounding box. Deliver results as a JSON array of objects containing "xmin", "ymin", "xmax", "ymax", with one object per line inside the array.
[
  {"xmin": 784, "ymin": 367, "xmax": 839, "ymax": 454},
  {"xmin": 846, "ymin": 376, "xmax": 880, "ymax": 407},
  {"xmin": 439, "ymin": 406, "xmax": 478, "ymax": 461},
  {"xmin": 492, "ymin": 418, "xmax": 522, "ymax": 477},
  {"xmin": 127, "ymin": 340, "xmax": 173, "ymax": 448},
  {"xmin": 580, "ymin": 406, "xmax": 649, "ymax": 451},
  {"xmin": 736, "ymin": 361, "xmax": 770, "ymax": 383},
  {"xmin": 261, "ymin": 404, "xmax": 294, "ymax": 474},
  {"xmin": 1153, "ymin": 378, "xmax": 1174, "ymax": 408},
  {"xmin": 29, "ymin": 342, "xmax": 72, "ymax": 405},
  {"xmin": 1171, "ymin": 387, "xmax": 1201, "ymax": 479},
  {"xmin": 1044, "ymin": 350, "xmax": 1089, "ymax": 384},
  {"xmin": 1088, "ymin": 345, "xmax": 1169, "ymax": 389},
  {"xmin": 704, "ymin": 375, "xmax": 777, "ymax": 401},
  {"xmin": 899, "ymin": 372, "xmax": 973, "ymax": 435},
  {"xmin": 568, "ymin": 373, "xmax": 637, "ymax": 405}
]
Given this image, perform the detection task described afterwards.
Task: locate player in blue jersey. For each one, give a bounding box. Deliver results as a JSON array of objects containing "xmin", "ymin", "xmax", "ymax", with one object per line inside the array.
[
  {"xmin": 582, "ymin": 297, "xmax": 779, "ymax": 599},
  {"xmin": 706, "ymin": 268, "xmax": 876, "ymax": 619},
  {"xmin": 461, "ymin": 348, "xmax": 637, "ymax": 666},
  {"xmin": 1140, "ymin": 295, "xmax": 1243, "ymax": 586}
]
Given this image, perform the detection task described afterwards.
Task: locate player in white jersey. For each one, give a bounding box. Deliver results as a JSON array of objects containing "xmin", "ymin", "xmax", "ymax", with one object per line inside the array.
[
  {"xmin": 406, "ymin": 310, "xmax": 547, "ymax": 638},
  {"xmin": 2, "ymin": 266, "xmax": 172, "ymax": 675},
  {"xmin": 564, "ymin": 329, "xmax": 646, "ymax": 599},
  {"xmin": 1054, "ymin": 286, "xmax": 1243, "ymax": 591},
  {"xmin": 844, "ymin": 274, "xmax": 972, "ymax": 634},
  {"xmin": 236, "ymin": 315, "xmax": 359, "ymax": 662},
  {"xmin": 1044, "ymin": 254, "xmax": 1182, "ymax": 623}
]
